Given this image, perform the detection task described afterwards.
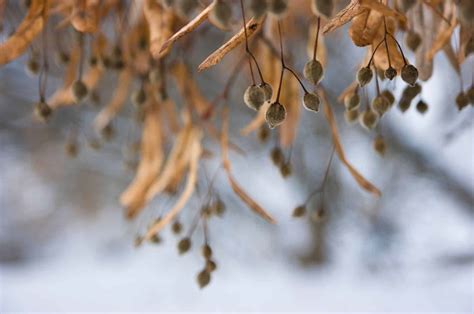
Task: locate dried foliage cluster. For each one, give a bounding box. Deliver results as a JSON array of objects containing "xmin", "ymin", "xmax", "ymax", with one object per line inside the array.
[{"xmin": 0, "ymin": 0, "xmax": 473, "ymax": 288}]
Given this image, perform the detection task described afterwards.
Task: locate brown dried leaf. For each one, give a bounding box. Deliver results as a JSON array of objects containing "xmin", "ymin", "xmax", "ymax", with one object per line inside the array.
[
  {"xmin": 144, "ymin": 0, "xmax": 176, "ymax": 59},
  {"xmin": 322, "ymin": 0, "xmax": 362, "ymax": 34},
  {"xmin": 426, "ymin": 19, "xmax": 458, "ymax": 62},
  {"xmin": 279, "ymin": 72, "xmax": 300, "ymax": 148},
  {"xmin": 359, "ymin": 0, "xmax": 407, "ymax": 23},
  {"xmin": 71, "ymin": 0, "xmax": 100, "ymax": 33}
]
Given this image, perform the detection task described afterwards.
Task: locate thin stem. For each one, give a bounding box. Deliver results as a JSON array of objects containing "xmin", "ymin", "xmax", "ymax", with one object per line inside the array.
[
  {"xmin": 367, "ymin": 38, "xmax": 386, "ymax": 67},
  {"xmin": 303, "ymin": 147, "xmax": 335, "ymax": 205},
  {"xmin": 38, "ymin": 4, "xmax": 48, "ymax": 101},
  {"xmin": 312, "ymin": 17, "xmax": 321, "ymax": 61},
  {"xmin": 383, "ymin": 18, "xmax": 392, "ymax": 68},
  {"xmin": 386, "ymin": 32, "xmax": 407, "ymax": 65}
]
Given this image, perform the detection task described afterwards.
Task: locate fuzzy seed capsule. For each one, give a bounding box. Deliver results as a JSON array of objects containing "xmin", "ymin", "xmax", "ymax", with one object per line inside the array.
[
  {"xmin": 34, "ymin": 101, "xmax": 53, "ymax": 122},
  {"xmin": 405, "ymin": 31, "xmax": 422, "ymax": 52},
  {"xmin": 344, "ymin": 109, "xmax": 359, "ymax": 124},
  {"xmin": 265, "ymin": 102, "xmax": 286, "ymax": 128},
  {"xmin": 260, "ymin": 82, "xmax": 273, "ymax": 102},
  {"xmin": 344, "ymin": 93, "xmax": 360, "ymax": 111},
  {"xmin": 303, "ymin": 59, "xmax": 324, "ymax": 85},
  {"xmin": 177, "ymin": 237, "xmax": 191, "ymax": 255},
  {"xmin": 25, "ymin": 58, "xmax": 39, "ymax": 76},
  {"xmin": 292, "ymin": 205, "xmax": 306, "ymax": 218},
  {"xmin": 172, "ymin": 221, "xmax": 182, "ymax": 234},
  {"xmin": 311, "ymin": 0, "xmax": 333, "ymax": 19},
  {"xmin": 371, "ymin": 95, "xmax": 390, "ymax": 116},
  {"xmin": 270, "ymin": 147, "xmax": 284, "ymax": 166},
  {"xmin": 72, "ymin": 80, "xmax": 88, "ymax": 102},
  {"xmin": 206, "ymin": 259, "xmax": 217, "ymax": 272},
  {"xmin": 401, "ymin": 83, "xmax": 422, "ymax": 100},
  {"xmin": 416, "ymin": 100, "xmax": 428, "ymax": 114},
  {"xmin": 150, "ymin": 234, "xmax": 162, "ymax": 244},
  {"xmin": 455, "ymin": 92, "xmax": 469, "ymax": 110},
  {"xmin": 268, "ymin": 0, "xmax": 288, "ymax": 16},
  {"xmin": 303, "ymin": 92, "xmax": 320, "ymax": 112},
  {"xmin": 244, "ymin": 85, "xmax": 265, "ymax": 111},
  {"xmin": 249, "ymin": 0, "xmax": 268, "ymax": 17},
  {"xmin": 373, "ymin": 136, "xmax": 386, "ymax": 156},
  {"xmin": 385, "ymin": 67, "xmax": 397, "ymax": 80},
  {"xmin": 197, "ymin": 269, "xmax": 211, "ymax": 289},
  {"xmin": 357, "ymin": 67, "xmax": 373, "ymax": 87},
  {"xmin": 401, "ymin": 64, "xmax": 418, "ymax": 86},
  {"xmin": 359, "ymin": 109, "xmax": 379, "ymax": 130},
  {"xmin": 280, "ymin": 162, "xmax": 292, "ymax": 178},
  {"xmin": 201, "ymin": 244, "xmax": 213, "ymax": 259},
  {"xmin": 398, "ymin": 97, "xmax": 411, "ymax": 112},
  {"xmin": 214, "ymin": 198, "xmax": 226, "ymax": 216},
  {"xmin": 131, "ymin": 88, "xmax": 147, "ymax": 106},
  {"xmin": 209, "ymin": 0, "xmax": 233, "ymax": 30},
  {"xmin": 381, "ymin": 90, "xmax": 395, "ymax": 106}
]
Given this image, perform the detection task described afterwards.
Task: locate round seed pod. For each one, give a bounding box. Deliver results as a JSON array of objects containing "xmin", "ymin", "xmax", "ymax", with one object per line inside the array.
[
  {"xmin": 214, "ymin": 198, "xmax": 226, "ymax": 216},
  {"xmin": 72, "ymin": 80, "xmax": 89, "ymax": 102},
  {"xmin": 303, "ymin": 59, "xmax": 324, "ymax": 85},
  {"xmin": 205, "ymin": 259, "xmax": 217, "ymax": 272},
  {"xmin": 209, "ymin": 0, "xmax": 233, "ymax": 30},
  {"xmin": 176, "ymin": 0, "xmax": 199, "ymax": 18},
  {"xmin": 89, "ymin": 55, "xmax": 98, "ymax": 67},
  {"xmin": 405, "ymin": 31, "xmax": 422, "ymax": 52},
  {"xmin": 401, "ymin": 64, "xmax": 418, "ymax": 86},
  {"xmin": 150, "ymin": 234, "xmax": 162, "ymax": 244},
  {"xmin": 201, "ymin": 244, "xmax": 213, "ymax": 259},
  {"xmin": 398, "ymin": 97, "xmax": 411, "ymax": 112},
  {"xmin": 467, "ymin": 85, "xmax": 474, "ymax": 104},
  {"xmin": 381, "ymin": 90, "xmax": 395, "ymax": 106},
  {"xmin": 401, "ymin": 83, "xmax": 422, "ymax": 100},
  {"xmin": 177, "ymin": 237, "xmax": 191, "ymax": 255},
  {"xmin": 292, "ymin": 205, "xmax": 306, "ymax": 218},
  {"xmin": 244, "ymin": 85, "xmax": 265, "ymax": 111},
  {"xmin": 249, "ymin": 0, "xmax": 268, "ymax": 18},
  {"xmin": 172, "ymin": 220, "xmax": 182, "ymax": 234},
  {"xmin": 344, "ymin": 92, "xmax": 360, "ymax": 110},
  {"xmin": 65, "ymin": 141, "xmax": 79, "ymax": 158},
  {"xmin": 197, "ymin": 269, "xmax": 211, "ymax": 289},
  {"xmin": 311, "ymin": 0, "xmax": 333, "ymax": 19},
  {"xmin": 455, "ymin": 92, "xmax": 469, "ymax": 110},
  {"xmin": 131, "ymin": 88, "xmax": 147, "ymax": 106},
  {"xmin": 359, "ymin": 109, "xmax": 379, "ymax": 130},
  {"xmin": 280, "ymin": 162, "xmax": 292, "ymax": 178},
  {"xmin": 371, "ymin": 95, "xmax": 390, "ymax": 115},
  {"xmin": 34, "ymin": 101, "xmax": 53, "ymax": 122},
  {"xmin": 270, "ymin": 147, "xmax": 284, "ymax": 166},
  {"xmin": 373, "ymin": 136, "xmax": 386, "ymax": 156},
  {"xmin": 465, "ymin": 37, "xmax": 474, "ymax": 57},
  {"xmin": 56, "ymin": 51, "xmax": 70, "ymax": 65},
  {"xmin": 25, "ymin": 58, "xmax": 39, "ymax": 76},
  {"xmin": 101, "ymin": 123, "xmax": 115, "ymax": 141},
  {"xmin": 267, "ymin": 0, "xmax": 288, "ymax": 16},
  {"xmin": 344, "ymin": 109, "xmax": 359, "ymax": 124},
  {"xmin": 385, "ymin": 67, "xmax": 397, "ymax": 80},
  {"xmin": 303, "ymin": 92, "xmax": 320, "ymax": 112},
  {"xmin": 357, "ymin": 66, "xmax": 373, "ymax": 87},
  {"xmin": 265, "ymin": 102, "xmax": 286, "ymax": 128},
  {"xmin": 416, "ymin": 100, "xmax": 428, "ymax": 114},
  {"xmin": 260, "ymin": 82, "xmax": 273, "ymax": 102},
  {"xmin": 257, "ymin": 125, "xmax": 270, "ymax": 142}
]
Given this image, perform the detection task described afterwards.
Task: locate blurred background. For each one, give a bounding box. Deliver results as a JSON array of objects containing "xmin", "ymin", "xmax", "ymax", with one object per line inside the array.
[{"xmin": 1, "ymin": 0, "xmax": 473, "ymax": 312}]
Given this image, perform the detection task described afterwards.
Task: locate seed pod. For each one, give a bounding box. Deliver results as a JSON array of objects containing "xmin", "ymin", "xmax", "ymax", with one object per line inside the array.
[
  {"xmin": 172, "ymin": 220, "xmax": 182, "ymax": 234},
  {"xmin": 398, "ymin": 97, "xmax": 411, "ymax": 112},
  {"xmin": 197, "ymin": 269, "xmax": 211, "ymax": 289},
  {"xmin": 260, "ymin": 82, "xmax": 273, "ymax": 101},
  {"xmin": 249, "ymin": 0, "xmax": 268, "ymax": 17},
  {"xmin": 25, "ymin": 57, "xmax": 39, "ymax": 76},
  {"xmin": 267, "ymin": 0, "xmax": 288, "ymax": 16},
  {"xmin": 416, "ymin": 100, "xmax": 428, "ymax": 114},
  {"xmin": 405, "ymin": 31, "xmax": 422, "ymax": 52},
  {"xmin": 292, "ymin": 205, "xmax": 306, "ymax": 218},
  {"xmin": 56, "ymin": 51, "xmax": 70, "ymax": 65},
  {"xmin": 381, "ymin": 90, "xmax": 395, "ymax": 106},
  {"xmin": 280, "ymin": 162, "xmax": 292, "ymax": 178},
  {"xmin": 303, "ymin": 92, "xmax": 320, "ymax": 112},
  {"xmin": 265, "ymin": 102, "xmax": 286, "ymax": 128},
  {"xmin": 150, "ymin": 234, "xmax": 162, "ymax": 244},
  {"xmin": 465, "ymin": 37, "xmax": 474, "ymax": 57},
  {"xmin": 455, "ymin": 92, "xmax": 469, "ymax": 110},
  {"xmin": 101, "ymin": 123, "xmax": 115, "ymax": 141},
  {"xmin": 244, "ymin": 85, "xmax": 265, "ymax": 111},
  {"xmin": 206, "ymin": 259, "xmax": 217, "ymax": 272},
  {"xmin": 311, "ymin": 0, "xmax": 333, "ymax": 19},
  {"xmin": 131, "ymin": 87, "xmax": 147, "ymax": 106},
  {"xmin": 357, "ymin": 67, "xmax": 373, "ymax": 87},
  {"xmin": 373, "ymin": 136, "xmax": 386, "ymax": 156},
  {"xmin": 34, "ymin": 101, "xmax": 53, "ymax": 122},
  {"xmin": 271, "ymin": 147, "xmax": 284, "ymax": 166},
  {"xmin": 359, "ymin": 109, "xmax": 379, "ymax": 130},
  {"xmin": 214, "ymin": 198, "xmax": 226, "ymax": 216},
  {"xmin": 303, "ymin": 59, "xmax": 324, "ymax": 85},
  {"xmin": 467, "ymin": 85, "xmax": 474, "ymax": 104},
  {"xmin": 401, "ymin": 64, "xmax": 418, "ymax": 86},
  {"xmin": 72, "ymin": 80, "xmax": 89, "ymax": 102},
  {"xmin": 201, "ymin": 244, "xmax": 213, "ymax": 259},
  {"xmin": 385, "ymin": 67, "xmax": 397, "ymax": 80},
  {"xmin": 209, "ymin": 0, "xmax": 232, "ymax": 30},
  {"xmin": 175, "ymin": 0, "xmax": 199, "ymax": 18},
  {"xmin": 344, "ymin": 93, "xmax": 360, "ymax": 110},
  {"xmin": 401, "ymin": 83, "xmax": 422, "ymax": 100},
  {"xmin": 310, "ymin": 207, "xmax": 326, "ymax": 223},
  {"xmin": 371, "ymin": 95, "xmax": 390, "ymax": 115},
  {"xmin": 177, "ymin": 237, "xmax": 191, "ymax": 255},
  {"xmin": 65, "ymin": 141, "xmax": 79, "ymax": 158},
  {"xmin": 257, "ymin": 125, "xmax": 270, "ymax": 142},
  {"xmin": 344, "ymin": 109, "xmax": 359, "ymax": 124}
]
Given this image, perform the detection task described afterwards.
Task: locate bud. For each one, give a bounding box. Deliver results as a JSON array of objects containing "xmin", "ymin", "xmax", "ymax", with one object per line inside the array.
[
  {"xmin": 401, "ymin": 64, "xmax": 418, "ymax": 86},
  {"xmin": 72, "ymin": 80, "xmax": 89, "ymax": 102},
  {"xmin": 292, "ymin": 205, "xmax": 306, "ymax": 217},
  {"xmin": 373, "ymin": 136, "xmax": 386, "ymax": 156},
  {"xmin": 416, "ymin": 100, "xmax": 428, "ymax": 114},
  {"xmin": 197, "ymin": 269, "xmax": 211, "ymax": 289},
  {"xmin": 265, "ymin": 102, "xmax": 286, "ymax": 128},
  {"xmin": 405, "ymin": 31, "xmax": 422, "ymax": 52},
  {"xmin": 244, "ymin": 85, "xmax": 265, "ymax": 111},
  {"xmin": 385, "ymin": 67, "xmax": 397, "ymax": 80},
  {"xmin": 344, "ymin": 93, "xmax": 360, "ymax": 110},
  {"xmin": 268, "ymin": 0, "xmax": 288, "ymax": 16},
  {"xmin": 249, "ymin": 0, "xmax": 268, "ymax": 17},
  {"xmin": 311, "ymin": 0, "xmax": 333, "ymax": 19},
  {"xmin": 303, "ymin": 59, "xmax": 324, "ymax": 85},
  {"xmin": 209, "ymin": 0, "xmax": 233, "ymax": 30},
  {"xmin": 303, "ymin": 92, "xmax": 320, "ymax": 112},
  {"xmin": 34, "ymin": 101, "xmax": 53, "ymax": 122},
  {"xmin": 357, "ymin": 66, "xmax": 373, "ymax": 87},
  {"xmin": 177, "ymin": 237, "xmax": 191, "ymax": 255},
  {"xmin": 344, "ymin": 109, "xmax": 359, "ymax": 124},
  {"xmin": 359, "ymin": 109, "xmax": 379, "ymax": 130}
]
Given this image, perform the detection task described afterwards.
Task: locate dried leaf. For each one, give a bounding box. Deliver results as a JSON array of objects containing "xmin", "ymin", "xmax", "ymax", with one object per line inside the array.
[
  {"xmin": 71, "ymin": 0, "xmax": 100, "ymax": 33},
  {"xmin": 279, "ymin": 72, "xmax": 300, "ymax": 148},
  {"xmin": 322, "ymin": 0, "xmax": 362, "ymax": 34},
  {"xmin": 359, "ymin": 0, "xmax": 407, "ymax": 23},
  {"xmin": 144, "ymin": 0, "xmax": 176, "ymax": 59},
  {"xmin": 426, "ymin": 19, "xmax": 458, "ymax": 62}
]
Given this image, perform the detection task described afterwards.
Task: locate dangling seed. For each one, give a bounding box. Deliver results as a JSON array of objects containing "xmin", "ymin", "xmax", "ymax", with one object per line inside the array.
[
  {"xmin": 209, "ymin": 0, "xmax": 233, "ymax": 30},
  {"xmin": 385, "ymin": 67, "xmax": 397, "ymax": 80},
  {"xmin": 89, "ymin": 56, "xmax": 98, "ymax": 67},
  {"xmin": 381, "ymin": 90, "xmax": 395, "ymax": 106},
  {"xmin": 405, "ymin": 31, "xmax": 422, "ymax": 52},
  {"xmin": 280, "ymin": 162, "xmax": 292, "ymax": 178},
  {"xmin": 359, "ymin": 109, "xmax": 379, "ymax": 130},
  {"xmin": 267, "ymin": 0, "xmax": 288, "ymax": 16},
  {"xmin": 455, "ymin": 91, "xmax": 469, "ymax": 110},
  {"xmin": 197, "ymin": 269, "xmax": 211, "ymax": 289},
  {"xmin": 292, "ymin": 205, "xmax": 306, "ymax": 218},
  {"xmin": 177, "ymin": 237, "xmax": 191, "ymax": 255},
  {"xmin": 416, "ymin": 100, "xmax": 428, "ymax": 114},
  {"xmin": 260, "ymin": 82, "xmax": 273, "ymax": 101},
  {"xmin": 150, "ymin": 234, "xmax": 162, "ymax": 244},
  {"xmin": 303, "ymin": 59, "xmax": 324, "ymax": 85},
  {"xmin": 310, "ymin": 207, "xmax": 326, "ymax": 223},
  {"xmin": 131, "ymin": 88, "xmax": 147, "ymax": 106},
  {"xmin": 172, "ymin": 220, "xmax": 182, "ymax": 234},
  {"xmin": 373, "ymin": 136, "xmax": 386, "ymax": 156},
  {"xmin": 311, "ymin": 0, "xmax": 333, "ymax": 19},
  {"xmin": 265, "ymin": 102, "xmax": 286, "ymax": 128},
  {"xmin": 72, "ymin": 80, "xmax": 89, "ymax": 102},
  {"xmin": 214, "ymin": 198, "xmax": 226, "ymax": 216},
  {"xmin": 303, "ymin": 92, "xmax": 320, "ymax": 112},
  {"xmin": 101, "ymin": 123, "xmax": 115, "ymax": 141},
  {"xmin": 401, "ymin": 64, "xmax": 418, "ymax": 86},
  {"xmin": 344, "ymin": 109, "xmax": 359, "ymax": 124},
  {"xmin": 344, "ymin": 93, "xmax": 360, "ymax": 110},
  {"xmin": 205, "ymin": 259, "xmax": 217, "ymax": 272},
  {"xmin": 65, "ymin": 141, "xmax": 79, "ymax": 158},
  {"xmin": 401, "ymin": 83, "xmax": 422, "ymax": 100},
  {"xmin": 371, "ymin": 95, "xmax": 390, "ymax": 116},
  {"xmin": 249, "ymin": 0, "xmax": 268, "ymax": 17},
  {"xmin": 34, "ymin": 101, "xmax": 53, "ymax": 122},
  {"xmin": 201, "ymin": 244, "xmax": 213, "ymax": 259},
  {"xmin": 270, "ymin": 147, "xmax": 284, "ymax": 166},
  {"xmin": 257, "ymin": 125, "xmax": 270, "ymax": 142},
  {"xmin": 357, "ymin": 67, "xmax": 373, "ymax": 87},
  {"xmin": 25, "ymin": 57, "xmax": 39, "ymax": 76},
  {"xmin": 56, "ymin": 51, "xmax": 70, "ymax": 65},
  {"xmin": 398, "ymin": 97, "xmax": 411, "ymax": 112},
  {"xmin": 244, "ymin": 85, "xmax": 265, "ymax": 111}
]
